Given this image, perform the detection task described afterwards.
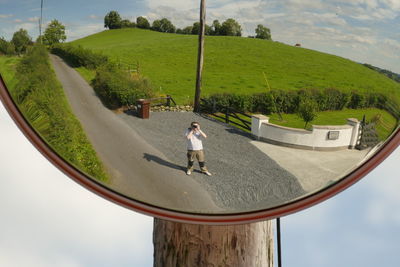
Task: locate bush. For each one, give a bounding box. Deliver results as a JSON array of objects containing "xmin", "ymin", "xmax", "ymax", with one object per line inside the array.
[
  {"xmin": 0, "ymin": 37, "xmax": 16, "ymax": 55},
  {"xmin": 202, "ymin": 89, "xmax": 393, "ymax": 116},
  {"xmin": 298, "ymin": 99, "xmax": 318, "ymax": 128},
  {"xmin": 51, "ymin": 43, "xmax": 108, "ymax": 69},
  {"xmin": 92, "ymin": 62, "xmax": 153, "ymax": 109}
]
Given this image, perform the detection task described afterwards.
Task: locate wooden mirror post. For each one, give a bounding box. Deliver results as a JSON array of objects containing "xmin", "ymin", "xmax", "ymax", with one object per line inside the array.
[{"xmin": 153, "ymin": 218, "xmax": 274, "ymax": 266}]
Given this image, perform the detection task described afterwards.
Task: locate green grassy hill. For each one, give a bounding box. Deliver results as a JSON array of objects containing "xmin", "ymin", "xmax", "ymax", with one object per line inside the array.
[{"xmin": 72, "ymin": 28, "xmax": 400, "ymax": 104}]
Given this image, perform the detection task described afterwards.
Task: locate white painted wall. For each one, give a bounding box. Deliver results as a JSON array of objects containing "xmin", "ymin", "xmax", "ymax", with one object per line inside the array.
[{"xmin": 251, "ymin": 115, "xmax": 361, "ymax": 150}]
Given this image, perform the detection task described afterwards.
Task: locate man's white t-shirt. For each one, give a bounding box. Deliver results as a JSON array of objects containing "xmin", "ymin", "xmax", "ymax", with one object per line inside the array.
[{"xmin": 185, "ymin": 129, "xmax": 203, "ymax": 150}]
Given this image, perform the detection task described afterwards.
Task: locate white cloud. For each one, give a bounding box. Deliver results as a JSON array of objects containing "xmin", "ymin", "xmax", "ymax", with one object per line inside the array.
[
  {"xmin": 14, "ymin": 19, "xmax": 22, "ymax": 23},
  {"xmin": 147, "ymin": 0, "xmax": 198, "ymax": 11},
  {"xmin": 28, "ymin": 16, "xmax": 39, "ymax": 22},
  {"xmin": 364, "ymin": 147, "xmax": 400, "ymax": 225},
  {"xmin": 0, "ymin": 14, "xmax": 13, "ymax": 19},
  {"xmin": 66, "ymin": 23, "xmax": 104, "ymax": 41},
  {"xmin": 0, "ymin": 104, "xmax": 154, "ymax": 267},
  {"xmin": 88, "ymin": 14, "xmax": 101, "ymax": 20},
  {"xmin": 12, "ymin": 22, "xmax": 37, "ymax": 32}
]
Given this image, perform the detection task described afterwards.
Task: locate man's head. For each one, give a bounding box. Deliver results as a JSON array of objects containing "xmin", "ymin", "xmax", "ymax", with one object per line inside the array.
[{"xmin": 191, "ymin": 122, "xmax": 200, "ymax": 129}]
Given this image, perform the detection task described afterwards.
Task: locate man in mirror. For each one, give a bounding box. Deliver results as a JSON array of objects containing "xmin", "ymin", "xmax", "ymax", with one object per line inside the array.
[{"xmin": 185, "ymin": 122, "xmax": 212, "ymax": 176}]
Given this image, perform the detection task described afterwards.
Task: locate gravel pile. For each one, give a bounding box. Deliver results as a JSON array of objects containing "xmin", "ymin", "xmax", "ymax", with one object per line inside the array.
[{"xmin": 118, "ymin": 111, "xmax": 306, "ymax": 212}]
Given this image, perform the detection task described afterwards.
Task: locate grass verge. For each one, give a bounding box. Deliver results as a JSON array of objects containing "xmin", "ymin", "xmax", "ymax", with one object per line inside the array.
[{"xmin": 1, "ymin": 49, "xmax": 108, "ymax": 182}]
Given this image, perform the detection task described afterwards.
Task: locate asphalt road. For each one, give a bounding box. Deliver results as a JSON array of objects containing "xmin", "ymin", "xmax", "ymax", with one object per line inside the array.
[
  {"xmin": 50, "ymin": 54, "xmax": 306, "ymax": 213},
  {"xmin": 50, "ymin": 54, "xmax": 221, "ymax": 214}
]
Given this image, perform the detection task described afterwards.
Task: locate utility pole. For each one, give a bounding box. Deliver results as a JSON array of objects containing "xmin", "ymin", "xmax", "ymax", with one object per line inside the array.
[
  {"xmin": 39, "ymin": 0, "xmax": 44, "ymax": 44},
  {"xmin": 154, "ymin": 2, "xmax": 274, "ymax": 266},
  {"xmin": 194, "ymin": 0, "xmax": 206, "ymax": 112}
]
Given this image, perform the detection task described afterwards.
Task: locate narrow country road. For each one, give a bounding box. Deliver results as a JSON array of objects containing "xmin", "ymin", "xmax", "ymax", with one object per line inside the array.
[
  {"xmin": 50, "ymin": 54, "xmax": 222, "ymax": 213},
  {"xmin": 50, "ymin": 54, "xmax": 306, "ymax": 214}
]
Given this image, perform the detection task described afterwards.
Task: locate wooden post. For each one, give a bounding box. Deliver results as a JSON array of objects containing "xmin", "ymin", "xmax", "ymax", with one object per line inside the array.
[
  {"xmin": 39, "ymin": 0, "xmax": 44, "ymax": 44},
  {"xmin": 225, "ymin": 106, "xmax": 230, "ymax": 124},
  {"xmin": 194, "ymin": 0, "xmax": 206, "ymax": 112},
  {"xmin": 153, "ymin": 218, "xmax": 274, "ymax": 267},
  {"xmin": 166, "ymin": 95, "xmax": 171, "ymax": 107}
]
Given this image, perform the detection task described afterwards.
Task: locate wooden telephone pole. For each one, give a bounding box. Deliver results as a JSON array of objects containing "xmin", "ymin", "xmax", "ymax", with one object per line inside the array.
[
  {"xmin": 193, "ymin": 0, "xmax": 206, "ymax": 112},
  {"xmin": 154, "ymin": 2, "xmax": 274, "ymax": 266},
  {"xmin": 39, "ymin": 0, "xmax": 44, "ymax": 44}
]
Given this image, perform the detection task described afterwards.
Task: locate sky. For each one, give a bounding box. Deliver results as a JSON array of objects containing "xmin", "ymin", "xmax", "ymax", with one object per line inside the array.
[
  {"xmin": 0, "ymin": 0, "xmax": 399, "ymax": 73},
  {"xmin": 1, "ymin": 101, "xmax": 400, "ymax": 266}
]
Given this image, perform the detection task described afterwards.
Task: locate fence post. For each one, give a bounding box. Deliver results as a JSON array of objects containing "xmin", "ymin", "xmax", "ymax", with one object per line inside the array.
[
  {"xmin": 225, "ymin": 106, "xmax": 230, "ymax": 124},
  {"xmin": 212, "ymin": 99, "xmax": 216, "ymax": 113},
  {"xmin": 166, "ymin": 95, "xmax": 171, "ymax": 107}
]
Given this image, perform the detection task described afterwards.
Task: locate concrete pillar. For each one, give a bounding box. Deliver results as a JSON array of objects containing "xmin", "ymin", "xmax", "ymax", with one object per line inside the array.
[
  {"xmin": 347, "ymin": 118, "xmax": 361, "ymax": 149},
  {"xmin": 251, "ymin": 115, "xmax": 269, "ymax": 140}
]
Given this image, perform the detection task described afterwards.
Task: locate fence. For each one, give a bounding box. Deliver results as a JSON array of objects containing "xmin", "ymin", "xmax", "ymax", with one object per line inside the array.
[
  {"xmin": 147, "ymin": 95, "xmax": 177, "ymax": 107},
  {"xmin": 200, "ymin": 98, "xmax": 252, "ymax": 131}
]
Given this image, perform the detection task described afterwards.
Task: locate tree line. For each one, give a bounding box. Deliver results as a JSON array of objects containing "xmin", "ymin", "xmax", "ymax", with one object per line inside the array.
[
  {"xmin": 0, "ymin": 19, "xmax": 66, "ymax": 55},
  {"xmin": 104, "ymin": 11, "xmax": 272, "ymax": 40},
  {"xmin": 363, "ymin": 63, "xmax": 400, "ymax": 84}
]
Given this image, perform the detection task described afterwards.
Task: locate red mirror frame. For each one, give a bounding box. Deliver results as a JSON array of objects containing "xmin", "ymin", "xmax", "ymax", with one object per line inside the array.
[{"xmin": 1, "ymin": 74, "xmax": 399, "ymax": 225}]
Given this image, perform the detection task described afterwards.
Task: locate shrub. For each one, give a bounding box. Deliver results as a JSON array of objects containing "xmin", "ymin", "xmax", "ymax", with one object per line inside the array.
[
  {"xmin": 0, "ymin": 37, "xmax": 16, "ymax": 55},
  {"xmin": 298, "ymin": 99, "xmax": 318, "ymax": 128},
  {"xmin": 348, "ymin": 91, "xmax": 367, "ymax": 109},
  {"xmin": 92, "ymin": 62, "xmax": 153, "ymax": 109},
  {"xmin": 51, "ymin": 43, "xmax": 108, "ymax": 69},
  {"xmin": 202, "ymin": 89, "xmax": 393, "ymax": 116}
]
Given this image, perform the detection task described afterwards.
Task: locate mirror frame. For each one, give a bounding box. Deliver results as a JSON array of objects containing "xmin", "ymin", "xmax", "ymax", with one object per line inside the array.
[{"xmin": 1, "ymin": 74, "xmax": 399, "ymax": 224}]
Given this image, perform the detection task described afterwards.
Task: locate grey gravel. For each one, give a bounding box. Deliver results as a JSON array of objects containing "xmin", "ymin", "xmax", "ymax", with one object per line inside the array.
[{"xmin": 118, "ymin": 111, "xmax": 306, "ymax": 212}]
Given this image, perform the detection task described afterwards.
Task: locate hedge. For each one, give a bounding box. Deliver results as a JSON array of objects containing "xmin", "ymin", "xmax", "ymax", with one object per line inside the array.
[
  {"xmin": 51, "ymin": 43, "xmax": 108, "ymax": 69},
  {"xmin": 201, "ymin": 88, "xmax": 395, "ymax": 117},
  {"xmin": 13, "ymin": 44, "xmax": 108, "ymax": 181},
  {"xmin": 51, "ymin": 43, "xmax": 153, "ymax": 109},
  {"xmin": 92, "ymin": 62, "xmax": 153, "ymax": 109}
]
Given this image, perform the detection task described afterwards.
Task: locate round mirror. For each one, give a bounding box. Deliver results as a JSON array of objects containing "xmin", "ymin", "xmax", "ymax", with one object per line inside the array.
[{"xmin": 1, "ymin": 0, "xmax": 399, "ymax": 223}]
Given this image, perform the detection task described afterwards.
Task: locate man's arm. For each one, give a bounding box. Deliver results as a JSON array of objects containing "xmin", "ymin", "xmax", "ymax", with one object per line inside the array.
[
  {"xmin": 186, "ymin": 129, "xmax": 194, "ymax": 139},
  {"xmin": 198, "ymin": 129, "xmax": 207, "ymax": 138}
]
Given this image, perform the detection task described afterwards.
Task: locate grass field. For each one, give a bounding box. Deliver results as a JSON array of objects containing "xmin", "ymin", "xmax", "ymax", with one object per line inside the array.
[{"xmin": 72, "ymin": 28, "xmax": 400, "ymax": 104}]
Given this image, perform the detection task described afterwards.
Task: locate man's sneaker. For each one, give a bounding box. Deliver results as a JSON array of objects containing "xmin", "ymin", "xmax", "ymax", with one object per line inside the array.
[
  {"xmin": 203, "ymin": 171, "xmax": 212, "ymax": 176},
  {"xmin": 186, "ymin": 170, "xmax": 192, "ymax": 175}
]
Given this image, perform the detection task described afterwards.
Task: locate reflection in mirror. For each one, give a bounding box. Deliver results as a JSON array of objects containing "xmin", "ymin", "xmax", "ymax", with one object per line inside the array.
[{"xmin": 1, "ymin": 0, "xmax": 399, "ymax": 214}]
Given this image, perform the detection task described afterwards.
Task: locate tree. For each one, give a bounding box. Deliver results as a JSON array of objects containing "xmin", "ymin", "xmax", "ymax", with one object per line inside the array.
[
  {"xmin": 191, "ymin": 22, "xmax": 200, "ymax": 35},
  {"xmin": 298, "ymin": 99, "xmax": 318, "ymax": 128},
  {"xmin": 211, "ymin": 19, "xmax": 221, "ymax": 35},
  {"xmin": 0, "ymin": 37, "xmax": 15, "ymax": 55},
  {"xmin": 191, "ymin": 22, "xmax": 211, "ymax": 35},
  {"xmin": 104, "ymin": 11, "xmax": 122, "ymax": 29},
  {"xmin": 153, "ymin": 219, "xmax": 274, "ymax": 266},
  {"xmin": 136, "ymin": 16, "xmax": 150, "ymax": 29},
  {"xmin": 42, "ymin": 19, "xmax": 66, "ymax": 46},
  {"xmin": 255, "ymin": 24, "xmax": 271, "ymax": 40},
  {"xmin": 220, "ymin": 18, "xmax": 242, "ymax": 36},
  {"xmin": 182, "ymin": 26, "xmax": 193, "ymax": 34},
  {"xmin": 152, "ymin": 18, "xmax": 176, "ymax": 33},
  {"xmin": 11, "ymin": 28, "xmax": 32, "ymax": 54},
  {"xmin": 120, "ymin": 19, "xmax": 135, "ymax": 28}
]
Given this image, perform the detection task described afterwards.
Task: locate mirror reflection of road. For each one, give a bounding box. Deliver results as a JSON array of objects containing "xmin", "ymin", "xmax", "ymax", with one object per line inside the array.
[{"xmin": 50, "ymin": 54, "xmax": 305, "ymax": 213}]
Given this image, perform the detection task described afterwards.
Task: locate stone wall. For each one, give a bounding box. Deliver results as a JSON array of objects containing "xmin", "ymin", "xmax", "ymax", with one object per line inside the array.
[{"xmin": 251, "ymin": 115, "xmax": 361, "ymax": 151}]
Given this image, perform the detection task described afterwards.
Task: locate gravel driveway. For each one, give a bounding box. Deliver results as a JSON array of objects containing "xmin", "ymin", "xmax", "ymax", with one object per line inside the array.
[
  {"xmin": 51, "ymin": 53, "xmax": 305, "ymax": 213},
  {"xmin": 118, "ymin": 111, "xmax": 306, "ymax": 212}
]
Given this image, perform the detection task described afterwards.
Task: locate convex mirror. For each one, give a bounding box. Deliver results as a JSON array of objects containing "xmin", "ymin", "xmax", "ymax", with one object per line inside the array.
[{"xmin": 1, "ymin": 0, "xmax": 399, "ymax": 224}]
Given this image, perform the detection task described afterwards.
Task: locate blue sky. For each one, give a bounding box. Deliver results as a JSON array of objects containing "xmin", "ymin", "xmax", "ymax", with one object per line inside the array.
[
  {"xmin": 1, "ymin": 102, "xmax": 400, "ymax": 266},
  {"xmin": 0, "ymin": 0, "xmax": 399, "ymax": 73}
]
